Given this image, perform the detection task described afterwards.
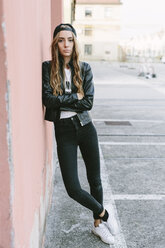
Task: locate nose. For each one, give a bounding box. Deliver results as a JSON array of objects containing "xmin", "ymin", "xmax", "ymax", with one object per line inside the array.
[{"xmin": 64, "ymin": 40, "xmax": 69, "ymax": 47}]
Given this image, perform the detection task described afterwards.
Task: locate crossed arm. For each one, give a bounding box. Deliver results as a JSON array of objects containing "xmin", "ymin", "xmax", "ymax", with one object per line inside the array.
[{"xmin": 42, "ymin": 61, "xmax": 94, "ymax": 112}]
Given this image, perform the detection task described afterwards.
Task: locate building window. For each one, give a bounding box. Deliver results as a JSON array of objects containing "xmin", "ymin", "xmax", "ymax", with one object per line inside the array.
[
  {"xmin": 84, "ymin": 26, "xmax": 92, "ymax": 36},
  {"xmin": 84, "ymin": 45, "xmax": 92, "ymax": 55},
  {"xmin": 85, "ymin": 8, "xmax": 92, "ymax": 17},
  {"xmin": 104, "ymin": 7, "xmax": 111, "ymax": 17}
]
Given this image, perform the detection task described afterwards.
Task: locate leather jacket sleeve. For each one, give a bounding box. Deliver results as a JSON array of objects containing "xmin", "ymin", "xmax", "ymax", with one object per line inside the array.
[
  {"xmin": 60, "ymin": 63, "xmax": 94, "ymax": 112},
  {"xmin": 42, "ymin": 61, "xmax": 78, "ymax": 109}
]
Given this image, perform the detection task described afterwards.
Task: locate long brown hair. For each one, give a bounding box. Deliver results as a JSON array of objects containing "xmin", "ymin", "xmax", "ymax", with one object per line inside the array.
[{"xmin": 50, "ymin": 25, "xmax": 84, "ymax": 96}]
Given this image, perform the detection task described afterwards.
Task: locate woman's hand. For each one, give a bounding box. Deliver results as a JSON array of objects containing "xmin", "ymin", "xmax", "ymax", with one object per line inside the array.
[{"xmin": 77, "ymin": 93, "xmax": 83, "ymax": 100}]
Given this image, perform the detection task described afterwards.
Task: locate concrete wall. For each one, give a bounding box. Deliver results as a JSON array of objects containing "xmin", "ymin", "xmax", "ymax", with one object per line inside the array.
[
  {"xmin": 0, "ymin": 0, "xmax": 62, "ymax": 247},
  {"xmin": 51, "ymin": 0, "xmax": 63, "ymax": 37},
  {"xmin": 0, "ymin": 1, "xmax": 12, "ymax": 247}
]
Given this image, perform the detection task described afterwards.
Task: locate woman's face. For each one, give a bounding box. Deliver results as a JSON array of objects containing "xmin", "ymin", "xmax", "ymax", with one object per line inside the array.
[{"xmin": 57, "ymin": 30, "xmax": 74, "ymax": 59}]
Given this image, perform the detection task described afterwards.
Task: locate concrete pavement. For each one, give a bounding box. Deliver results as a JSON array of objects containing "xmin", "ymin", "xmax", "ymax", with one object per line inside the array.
[{"xmin": 44, "ymin": 61, "xmax": 165, "ymax": 248}]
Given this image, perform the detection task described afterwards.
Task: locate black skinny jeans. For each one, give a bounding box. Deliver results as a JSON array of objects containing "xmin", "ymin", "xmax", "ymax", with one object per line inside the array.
[{"xmin": 54, "ymin": 115, "xmax": 104, "ymax": 219}]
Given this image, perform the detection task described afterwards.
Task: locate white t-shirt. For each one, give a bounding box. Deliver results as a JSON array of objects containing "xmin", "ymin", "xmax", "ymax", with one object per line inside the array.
[{"xmin": 60, "ymin": 67, "xmax": 77, "ymax": 119}]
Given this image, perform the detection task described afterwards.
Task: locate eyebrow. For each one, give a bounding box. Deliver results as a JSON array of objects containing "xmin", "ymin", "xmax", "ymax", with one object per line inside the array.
[{"xmin": 58, "ymin": 37, "xmax": 73, "ymax": 39}]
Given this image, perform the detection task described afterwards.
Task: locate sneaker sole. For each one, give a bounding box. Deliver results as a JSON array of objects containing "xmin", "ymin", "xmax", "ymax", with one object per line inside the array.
[{"xmin": 92, "ymin": 229, "xmax": 115, "ymax": 245}]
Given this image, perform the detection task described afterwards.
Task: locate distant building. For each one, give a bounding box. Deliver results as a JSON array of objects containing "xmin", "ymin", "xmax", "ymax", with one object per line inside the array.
[
  {"xmin": 63, "ymin": 0, "xmax": 76, "ymax": 23},
  {"xmin": 73, "ymin": 0, "xmax": 122, "ymax": 61},
  {"xmin": 122, "ymin": 29, "xmax": 165, "ymax": 62}
]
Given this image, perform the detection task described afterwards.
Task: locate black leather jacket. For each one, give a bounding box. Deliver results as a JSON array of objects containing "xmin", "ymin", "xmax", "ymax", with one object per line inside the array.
[{"xmin": 42, "ymin": 59, "xmax": 94, "ymax": 126}]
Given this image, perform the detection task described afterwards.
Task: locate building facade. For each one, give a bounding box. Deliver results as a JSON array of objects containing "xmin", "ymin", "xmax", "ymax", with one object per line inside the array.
[
  {"xmin": 63, "ymin": 0, "xmax": 76, "ymax": 23},
  {"xmin": 121, "ymin": 29, "xmax": 165, "ymax": 63},
  {"xmin": 73, "ymin": 0, "xmax": 122, "ymax": 61}
]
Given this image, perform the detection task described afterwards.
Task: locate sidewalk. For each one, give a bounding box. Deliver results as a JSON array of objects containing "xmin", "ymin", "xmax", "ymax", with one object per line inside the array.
[{"xmin": 43, "ymin": 148, "xmax": 116, "ymax": 248}]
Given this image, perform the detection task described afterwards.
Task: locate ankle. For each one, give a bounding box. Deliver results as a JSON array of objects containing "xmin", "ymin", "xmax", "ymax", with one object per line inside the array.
[
  {"xmin": 99, "ymin": 209, "xmax": 105, "ymax": 218},
  {"xmin": 100, "ymin": 209, "xmax": 109, "ymax": 222},
  {"xmin": 94, "ymin": 219, "xmax": 101, "ymax": 227}
]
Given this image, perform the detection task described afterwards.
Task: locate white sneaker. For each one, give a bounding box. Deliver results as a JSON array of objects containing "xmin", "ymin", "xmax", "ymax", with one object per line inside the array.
[
  {"xmin": 104, "ymin": 213, "xmax": 120, "ymax": 236},
  {"xmin": 92, "ymin": 223, "xmax": 115, "ymax": 245}
]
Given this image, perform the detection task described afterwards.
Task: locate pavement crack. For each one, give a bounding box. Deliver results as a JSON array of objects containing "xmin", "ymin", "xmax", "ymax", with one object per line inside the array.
[{"xmin": 62, "ymin": 223, "xmax": 80, "ymax": 234}]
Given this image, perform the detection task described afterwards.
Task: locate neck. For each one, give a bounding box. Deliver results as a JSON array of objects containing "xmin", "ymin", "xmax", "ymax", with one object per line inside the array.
[{"xmin": 63, "ymin": 56, "xmax": 71, "ymax": 68}]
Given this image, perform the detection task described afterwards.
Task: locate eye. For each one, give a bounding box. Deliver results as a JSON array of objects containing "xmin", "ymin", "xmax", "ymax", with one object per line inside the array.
[
  {"xmin": 58, "ymin": 39, "xmax": 63, "ymax": 43},
  {"xmin": 69, "ymin": 39, "xmax": 73, "ymax": 42}
]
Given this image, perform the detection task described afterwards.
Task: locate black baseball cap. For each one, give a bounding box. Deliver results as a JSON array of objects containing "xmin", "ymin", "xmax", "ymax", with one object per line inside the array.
[{"xmin": 53, "ymin": 23, "xmax": 77, "ymax": 39}]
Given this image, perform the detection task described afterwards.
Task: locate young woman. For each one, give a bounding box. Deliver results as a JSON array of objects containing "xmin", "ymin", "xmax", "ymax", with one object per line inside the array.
[{"xmin": 42, "ymin": 23, "xmax": 119, "ymax": 245}]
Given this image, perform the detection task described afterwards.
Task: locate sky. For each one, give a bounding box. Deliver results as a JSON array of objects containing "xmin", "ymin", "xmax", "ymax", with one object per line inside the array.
[{"xmin": 121, "ymin": 0, "xmax": 165, "ymax": 39}]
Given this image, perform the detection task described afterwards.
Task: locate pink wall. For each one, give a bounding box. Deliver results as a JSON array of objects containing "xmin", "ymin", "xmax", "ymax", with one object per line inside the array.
[
  {"xmin": 51, "ymin": 0, "xmax": 63, "ymax": 36},
  {"xmin": 0, "ymin": 0, "xmax": 62, "ymax": 247},
  {"xmin": 0, "ymin": 1, "xmax": 12, "ymax": 247}
]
